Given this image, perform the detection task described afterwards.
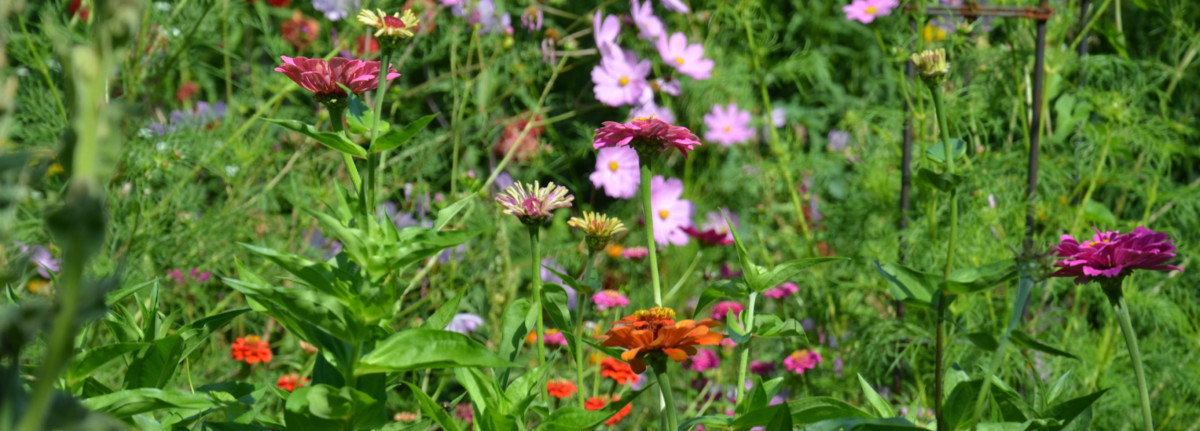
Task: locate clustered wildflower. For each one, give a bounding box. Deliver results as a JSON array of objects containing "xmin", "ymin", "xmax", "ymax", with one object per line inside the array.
[
  {"xmin": 230, "ymin": 335, "xmax": 272, "ymax": 364},
  {"xmin": 569, "ymin": 212, "xmax": 628, "ymax": 251},
  {"xmin": 494, "ymin": 181, "xmax": 574, "ymax": 227}
]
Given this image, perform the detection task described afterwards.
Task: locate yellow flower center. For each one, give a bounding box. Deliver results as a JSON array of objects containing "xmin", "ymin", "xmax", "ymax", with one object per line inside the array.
[
  {"xmin": 634, "ymin": 306, "xmax": 676, "ymax": 322},
  {"xmin": 791, "ymin": 350, "xmax": 809, "ymax": 361},
  {"xmin": 619, "ymin": 76, "xmax": 630, "ymax": 86},
  {"xmin": 246, "ymin": 335, "xmax": 261, "ymax": 344},
  {"xmin": 659, "ymin": 209, "xmax": 669, "ymax": 220},
  {"xmin": 674, "ymin": 57, "xmax": 685, "ymax": 65},
  {"xmin": 609, "ymin": 161, "xmax": 619, "ymax": 172},
  {"xmin": 723, "ymin": 126, "xmax": 732, "ymax": 133},
  {"xmin": 865, "ymin": 6, "xmax": 878, "ymax": 14}
]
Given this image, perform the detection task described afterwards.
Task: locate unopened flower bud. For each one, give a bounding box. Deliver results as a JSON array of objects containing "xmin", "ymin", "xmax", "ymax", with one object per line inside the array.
[
  {"xmin": 911, "ymin": 48, "xmax": 950, "ymax": 86},
  {"xmin": 568, "ymin": 211, "xmax": 627, "ymax": 251}
]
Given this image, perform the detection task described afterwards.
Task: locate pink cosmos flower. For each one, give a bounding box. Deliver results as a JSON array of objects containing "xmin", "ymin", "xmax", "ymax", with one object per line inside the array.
[
  {"xmin": 649, "ymin": 176, "xmax": 695, "ymax": 246},
  {"xmin": 656, "ymin": 32, "xmax": 714, "ymax": 80},
  {"xmin": 593, "ymin": 10, "xmax": 621, "ymax": 55},
  {"xmin": 1051, "ymin": 227, "xmax": 1182, "ymax": 285},
  {"xmin": 274, "ymin": 56, "xmax": 399, "ymax": 99},
  {"xmin": 591, "ymin": 49, "xmax": 651, "ymax": 107},
  {"xmin": 763, "ymin": 281, "xmax": 799, "ymax": 300},
  {"xmin": 630, "ymin": 0, "xmax": 664, "ymax": 41},
  {"xmin": 783, "ymin": 350, "xmax": 822, "ymax": 374},
  {"xmin": 622, "ymin": 247, "xmax": 649, "ymax": 259},
  {"xmin": 688, "ymin": 349, "xmax": 719, "ymax": 372},
  {"xmin": 590, "ymin": 147, "xmax": 641, "ymax": 199},
  {"xmin": 843, "ymin": 0, "xmax": 900, "ymax": 24},
  {"xmin": 703, "ymin": 103, "xmax": 755, "ymax": 146},
  {"xmin": 592, "ymin": 289, "xmax": 630, "ymax": 311},
  {"xmin": 661, "ymin": 0, "xmax": 690, "ymax": 13},
  {"xmin": 710, "ymin": 301, "xmax": 744, "ymax": 321},
  {"xmin": 594, "ymin": 117, "xmax": 701, "ymax": 159},
  {"xmin": 651, "ymin": 77, "xmax": 681, "ymax": 96}
]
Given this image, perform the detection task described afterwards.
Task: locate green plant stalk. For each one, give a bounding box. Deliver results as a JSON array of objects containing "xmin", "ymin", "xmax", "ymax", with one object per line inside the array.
[
  {"xmin": 16, "ymin": 244, "xmax": 84, "ymax": 431},
  {"xmin": 652, "ymin": 361, "xmax": 680, "ymax": 431},
  {"xmin": 734, "ymin": 292, "xmax": 757, "ymax": 405},
  {"xmin": 344, "ymin": 341, "xmax": 361, "ymax": 431},
  {"xmin": 969, "ymin": 273, "xmax": 1037, "ymax": 427},
  {"xmin": 640, "ymin": 164, "xmax": 663, "ymax": 306},
  {"xmin": 930, "ymin": 84, "xmax": 957, "ymax": 431},
  {"xmin": 328, "ymin": 107, "xmax": 363, "ymax": 192},
  {"xmin": 575, "ymin": 249, "xmax": 597, "ymax": 409},
  {"xmin": 1112, "ymin": 292, "xmax": 1154, "ymax": 431},
  {"xmin": 367, "ymin": 50, "xmax": 393, "ymax": 221},
  {"xmin": 528, "ymin": 226, "xmax": 547, "ymax": 398}
]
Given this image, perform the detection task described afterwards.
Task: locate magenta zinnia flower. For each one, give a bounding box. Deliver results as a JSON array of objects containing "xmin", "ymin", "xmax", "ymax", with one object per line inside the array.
[
  {"xmin": 682, "ymin": 226, "xmax": 733, "ymax": 247},
  {"xmin": 495, "ymin": 181, "xmax": 574, "ymax": 226},
  {"xmin": 710, "ymin": 301, "xmax": 744, "ymax": 321},
  {"xmin": 683, "ymin": 209, "xmax": 735, "ymax": 246},
  {"xmin": 592, "ymin": 289, "xmax": 630, "ymax": 311},
  {"xmin": 843, "ymin": 0, "xmax": 900, "ymax": 24},
  {"xmin": 590, "ymin": 147, "xmax": 641, "ymax": 199},
  {"xmin": 783, "ymin": 350, "xmax": 822, "ymax": 374},
  {"xmin": 688, "ymin": 349, "xmax": 719, "ymax": 372},
  {"xmin": 648, "ymin": 176, "xmax": 695, "ymax": 246},
  {"xmin": 591, "ymin": 49, "xmax": 651, "ymax": 107},
  {"xmin": 274, "ymin": 56, "xmax": 399, "ymax": 101},
  {"xmin": 1051, "ymin": 226, "xmax": 1182, "ymax": 285},
  {"xmin": 763, "ymin": 281, "xmax": 799, "ymax": 300},
  {"xmin": 703, "ymin": 103, "xmax": 755, "ymax": 146},
  {"xmin": 594, "ymin": 117, "xmax": 701, "ymax": 159},
  {"xmin": 656, "ymin": 32, "xmax": 713, "ymax": 80}
]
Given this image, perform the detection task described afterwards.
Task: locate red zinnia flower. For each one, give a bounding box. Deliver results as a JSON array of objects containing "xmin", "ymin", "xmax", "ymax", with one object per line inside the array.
[
  {"xmin": 600, "ymin": 307, "xmax": 723, "ymax": 373},
  {"xmin": 276, "ymin": 373, "xmax": 309, "ymax": 392},
  {"xmin": 274, "ymin": 56, "xmax": 399, "ymax": 100},
  {"xmin": 599, "ymin": 357, "xmax": 640, "ymax": 385},
  {"xmin": 546, "ymin": 379, "xmax": 577, "ymax": 399},
  {"xmin": 1051, "ymin": 226, "xmax": 1182, "ymax": 285},
  {"xmin": 584, "ymin": 395, "xmax": 633, "ymax": 426},
  {"xmin": 593, "ymin": 117, "xmax": 701, "ymax": 159},
  {"xmin": 681, "ymin": 226, "xmax": 734, "ymax": 246},
  {"xmin": 231, "ymin": 335, "xmax": 272, "ymax": 364}
]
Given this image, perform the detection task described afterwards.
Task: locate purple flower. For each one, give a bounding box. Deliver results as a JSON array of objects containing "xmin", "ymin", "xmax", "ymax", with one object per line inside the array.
[
  {"xmin": 843, "ymin": 0, "xmax": 900, "ymax": 24},
  {"xmin": 590, "ymin": 147, "xmax": 641, "ymax": 199},
  {"xmin": 630, "ymin": 0, "xmax": 664, "ymax": 40},
  {"xmin": 445, "ymin": 313, "xmax": 484, "ymax": 334},
  {"xmin": 591, "ymin": 49, "xmax": 651, "ymax": 107},
  {"xmin": 1051, "ymin": 226, "xmax": 1182, "ymax": 285},
  {"xmin": 593, "ymin": 10, "xmax": 621, "ymax": 55},
  {"xmin": 594, "ymin": 117, "xmax": 701, "ymax": 159},
  {"xmin": 306, "ymin": 228, "xmax": 343, "ymax": 260},
  {"xmin": 783, "ymin": 350, "xmax": 822, "ymax": 374},
  {"xmin": 167, "ymin": 268, "xmax": 186, "ymax": 284},
  {"xmin": 520, "ymin": 6, "xmax": 543, "ymax": 32},
  {"xmin": 703, "ymin": 103, "xmax": 754, "ymax": 146},
  {"xmin": 649, "ymin": 176, "xmax": 695, "ymax": 246},
  {"xmin": 311, "ymin": 0, "xmax": 359, "ymax": 21},
  {"xmin": 710, "ymin": 301, "xmax": 744, "ymax": 321},
  {"xmin": 827, "ymin": 129, "xmax": 850, "ymax": 151},
  {"xmin": 657, "ymin": 32, "xmax": 713, "ymax": 80},
  {"xmin": 688, "ymin": 349, "xmax": 720, "ymax": 372},
  {"xmin": 17, "ymin": 243, "xmax": 59, "ymax": 279},
  {"xmin": 763, "ymin": 281, "xmax": 799, "ymax": 300},
  {"xmin": 662, "ymin": 0, "xmax": 690, "ymax": 13},
  {"xmin": 833, "ymin": 356, "xmax": 844, "ymax": 378}
]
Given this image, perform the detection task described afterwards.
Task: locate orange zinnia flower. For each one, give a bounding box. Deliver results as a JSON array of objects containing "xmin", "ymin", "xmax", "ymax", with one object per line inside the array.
[
  {"xmin": 584, "ymin": 395, "xmax": 633, "ymax": 426},
  {"xmin": 546, "ymin": 379, "xmax": 577, "ymax": 399},
  {"xmin": 231, "ymin": 335, "xmax": 272, "ymax": 364},
  {"xmin": 276, "ymin": 373, "xmax": 309, "ymax": 392},
  {"xmin": 599, "ymin": 357, "xmax": 640, "ymax": 385},
  {"xmin": 599, "ymin": 306, "xmax": 723, "ymax": 373}
]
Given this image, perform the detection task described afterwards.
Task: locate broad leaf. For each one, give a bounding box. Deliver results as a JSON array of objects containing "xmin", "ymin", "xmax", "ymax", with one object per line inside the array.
[
  {"xmin": 421, "ymin": 289, "xmax": 464, "ymax": 331},
  {"xmin": 373, "ymin": 114, "xmax": 438, "ymax": 152},
  {"xmin": 403, "ymin": 382, "xmax": 461, "ymax": 431},
  {"xmin": 265, "ymin": 118, "xmax": 366, "ymax": 158},
  {"xmin": 858, "ymin": 373, "xmax": 896, "ymax": 418},
  {"xmin": 756, "ymin": 257, "xmax": 844, "ymax": 293},
  {"xmin": 873, "ymin": 261, "xmax": 936, "ymax": 308},
  {"xmin": 787, "ymin": 397, "xmax": 873, "ymax": 424},
  {"xmin": 83, "ymin": 388, "xmax": 218, "ymax": 418},
  {"xmin": 356, "ymin": 329, "xmax": 514, "ymax": 374}
]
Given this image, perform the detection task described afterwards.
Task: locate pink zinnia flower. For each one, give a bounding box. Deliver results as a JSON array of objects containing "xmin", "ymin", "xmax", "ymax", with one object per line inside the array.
[
  {"xmin": 763, "ymin": 281, "xmax": 799, "ymax": 300},
  {"xmin": 494, "ymin": 181, "xmax": 574, "ymax": 226},
  {"xmin": 688, "ymin": 349, "xmax": 719, "ymax": 372},
  {"xmin": 843, "ymin": 0, "xmax": 900, "ymax": 24},
  {"xmin": 544, "ymin": 329, "xmax": 568, "ymax": 347},
  {"xmin": 703, "ymin": 103, "xmax": 755, "ymax": 146},
  {"xmin": 590, "ymin": 147, "xmax": 641, "ymax": 199},
  {"xmin": 593, "ymin": 10, "xmax": 621, "ymax": 55},
  {"xmin": 274, "ymin": 56, "xmax": 399, "ymax": 100},
  {"xmin": 656, "ymin": 32, "xmax": 713, "ymax": 80},
  {"xmin": 594, "ymin": 117, "xmax": 701, "ymax": 159},
  {"xmin": 591, "ymin": 49, "xmax": 651, "ymax": 107},
  {"xmin": 1051, "ymin": 227, "xmax": 1182, "ymax": 285},
  {"xmin": 783, "ymin": 349, "xmax": 822, "ymax": 374},
  {"xmin": 649, "ymin": 176, "xmax": 695, "ymax": 246},
  {"xmin": 710, "ymin": 301, "xmax": 744, "ymax": 321},
  {"xmin": 593, "ymin": 289, "xmax": 631, "ymax": 311},
  {"xmin": 622, "ymin": 247, "xmax": 649, "ymax": 259},
  {"xmin": 630, "ymin": 0, "xmax": 664, "ymax": 40}
]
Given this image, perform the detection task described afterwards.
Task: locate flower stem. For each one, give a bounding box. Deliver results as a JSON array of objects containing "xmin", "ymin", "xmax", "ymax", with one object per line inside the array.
[
  {"xmin": 734, "ymin": 292, "xmax": 757, "ymax": 405},
  {"xmin": 528, "ymin": 226, "xmax": 546, "ymax": 398},
  {"xmin": 640, "ymin": 164, "xmax": 663, "ymax": 306},
  {"xmin": 1112, "ymin": 292, "xmax": 1154, "ymax": 431},
  {"xmin": 930, "ymin": 83, "xmax": 957, "ymax": 431},
  {"xmin": 970, "ymin": 271, "xmax": 1038, "ymax": 427},
  {"xmin": 652, "ymin": 361, "xmax": 680, "ymax": 431},
  {"xmin": 575, "ymin": 250, "xmax": 597, "ymax": 410},
  {"xmin": 16, "ymin": 241, "xmax": 84, "ymax": 431},
  {"xmin": 328, "ymin": 107, "xmax": 362, "ymax": 192},
  {"xmin": 366, "ymin": 51, "xmax": 392, "ymax": 221}
]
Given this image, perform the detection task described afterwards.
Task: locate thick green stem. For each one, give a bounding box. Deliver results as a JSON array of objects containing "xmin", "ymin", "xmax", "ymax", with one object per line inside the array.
[
  {"xmin": 1112, "ymin": 293, "xmax": 1154, "ymax": 431},
  {"xmin": 734, "ymin": 292, "xmax": 757, "ymax": 405},
  {"xmin": 329, "ymin": 108, "xmax": 362, "ymax": 192},
  {"xmin": 653, "ymin": 361, "xmax": 680, "ymax": 431},
  {"xmin": 16, "ymin": 244, "xmax": 84, "ymax": 431},
  {"xmin": 528, "ymin": 226, "xmax": 546, "ymax": 398},
  {"xmin": 930, "ymin": 84, "xmax": 957, "ymax": 431},
  {"xmin": 640, "ymin": 165, "xmax": 663, "ymax": 306},
  {"xmin": 367, "ymin": 51, "xmax": 392, "ymax": 218},
  {"xmin": 344, "ymin": 342, "xmax": 361, "ymax": 431},
  {"xmin": 575, "ymin": 250, "xmax": 597, "ymax": 409}
]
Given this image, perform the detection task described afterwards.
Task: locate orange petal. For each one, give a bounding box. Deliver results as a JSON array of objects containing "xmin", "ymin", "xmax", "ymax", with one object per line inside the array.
[{"xmin": 662, "ymin": 348, "xmax": 689, "ymax": 362}]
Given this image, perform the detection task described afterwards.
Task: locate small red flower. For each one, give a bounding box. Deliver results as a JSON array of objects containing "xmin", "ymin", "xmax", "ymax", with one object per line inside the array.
[
  {"xmin": 599, "ymin": 357, "xmax": 640, "ymax": 385},
  {"xmin": 584, "ymin": 395, "xmax": 633, "ymax": 426},
  {"xmin": 276, "ymin": 373, "xmax": 309, "ymax": 392},
  {"xmin": 176, "ymin": 82, "xmax": 199, "ymax": 103},
  {"xmin": 546, "ymin": 379, "xmax": 577, "ymax": 399},
  {"xmin": 266, "ymin": 0, "xmax": 290, "ymax": 7},
  {"xmin": 281, "ymin": 10, "xmax": 321, "ymax": 51},
  {"xmin": 231, "ymin": 335, "xmax": 272, "ymax": 364}
]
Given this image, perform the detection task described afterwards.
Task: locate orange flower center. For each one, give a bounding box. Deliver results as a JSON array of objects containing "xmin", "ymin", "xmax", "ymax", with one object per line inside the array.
[
  {"xmin": 609, "ymin": 161, "xmax": 619, "ymax": 172},
  {"xmin": 246, "ymin": 335, "xmax": 262, "ymax": 344},
  {"xmin": 723, "ymin": 125, "xmax": 732, "ymax": 133},
  {"xmin": 790, "ymin": 350, "xmax": 809, "ymax": 361}
]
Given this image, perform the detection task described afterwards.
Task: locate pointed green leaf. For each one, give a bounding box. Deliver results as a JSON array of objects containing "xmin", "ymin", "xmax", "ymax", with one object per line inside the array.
[
  {"xmin": 1012, "ymin": 331, "xmax": 1078, "ymax": 360},
  {"xmin": 265, "ymin": 118, "xmax": 366, "ymax": 158},
  {"xmin": 356, "ymin": 329, "xmax": 515, "ymax": 374},
  {"xmin": 373, "ymin": 114, "xmax": 438, "ymax": 152},
  {"xmin": 403, "ymin": 382, "xmax": 461, "ymax": 431},
  {"xmin": 873, "ymin": 261, "xmax": 936, "ymax": 308},
  {"xmin": 858, "ymin": 373, "xmax": 896, "ymax": 418}
]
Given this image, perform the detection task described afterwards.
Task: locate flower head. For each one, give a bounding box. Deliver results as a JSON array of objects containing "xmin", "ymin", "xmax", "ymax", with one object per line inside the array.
[
  {"xmin": 622, "ymin": 247, "xmax": 649, "ymax": 259},
  {"xmin": 843, "ymin": 0, "xmax": 900, "ymax": 24},
  {"xmin": 688, "ymin": 349, "xmax": 720, "ymax": 372},
  {"xmin": 591, "ymin": 49, "xmax": 651, "ymax": 107},
  {"xmin": 662, "ymin": 0, "xmax": 690, "ymax": 13},
  {"xmin": 282, "ymin": 11, "xmax": 321, "ymax": 50},
  {"xmin": 763, "ymin": 281, "xmax": 799, "ymax": 300},
  {"xmin": 585, "ymin": 395, "xmax": 634, "ymax": 426},
  {"xmin": 569, "ymin": 212, "xmax": 628, "ymax": 251},
  {"xmin": 600, "ymin": 306, "xmax": 723, "ymax": 373},
  {"xmin": 590, "ymin": 147, "xmax": 641, "ymax": 199},
  {"xmin": 1051, "ymin": 227, "xmax": 1182, "ymax": 290},
  {"xmin": 682, "ymin": 226, "xmax": 734, "ymax": 247},
  {"xmin": 710, "ymin": 301, "xmax": 744, "ymax": 321},
  {"xmin": 521, "ymin": 6, "xmax": 543, "ymax": 32},
  {"xmin": 657, "ymin": 32, "xmax": 714, "ymax": 80},
  {"xmin": 630, "ymin": 0, "xmax": 664, "ymax": 40},
  {"xmin": 445, "ymin": 313, "xmax": 484, "ymax": 334},
  {"xmin": 277, "ymin": 374, "xmax": 309, "ymax": 392},
  {"xmin": 784, "ymin": 349, "xmax": 822, "ymax": 374},
  {"xmin": 593, "ymin": 10, "xmax": 621, "ymax": 54},
  {"xmin": 527, "ymin": 329, "xmax": 568, "ymax": 347},
  {"xmin": 750, "ymin": 360, "xmax": 776, "ymax": 375},
  {"xmin": 312, "ymin": 0, "xmax": 359, "ymax": 21},
  {"xmin": 649, "ymin": 176, "xmax": 695, "ymax": 246},
  {"xmin": 592, "ymin": 289, "xmax": 631, "ymax": 311},
  {"xmin": 595, "ymin": 117, "xmax": 701, "ymax": 160},
  {"xmin": 231, "ymin": 335, "xmax": 272, "ymax": 364},
  {"xmin": 275, "ymin": 56, "xmax": 399, "ymax": 104},
  {"xmin": 494, "ymin": 181, "xmax": 574, "ymax": 226},
  {"xmin": 911, "ymin": 48, "xmax": 950, "ymax": 85},
  {"xmin": 546, "ymin": 379, "xmax": 577, "ymax": 399},
  {"xmin": 703, "ymin": 103, "xmax": 754, "ymax": 146},
  {"xmin": 357, "ymin": 8, "xmax": 420, "ymax": 43},
  {"xmin": 17, "ymin": 243, "xmax": 59, "ymax": 279}
]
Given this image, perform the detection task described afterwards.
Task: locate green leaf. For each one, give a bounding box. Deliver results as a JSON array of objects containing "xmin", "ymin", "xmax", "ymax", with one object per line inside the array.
[
  {"xmin": 858, "ymin": 373, "xmax": 896, "ymax": 418},
  {"xmin": 543, "ymin": 283, "xmax": 575, "ymax": 336},
  {"xmin": 421, "ymin": 290, "xmax": 464, "ymax": 331},
  {"xmin": 966, "ymin": 331, "xmax": 1000, "ymax": 352},
  {"xmin": 787, "ymin": 397, "xmax": 873, "ymax": 424},
  {"xmin": 224, "ymin": 275, "xmax": 361, "ymax": 344},
  {"xmin": 1082, "ymin": 201, "xmax": 1118, "ymax": 230},
  {"xmin": 124, "ymin": 335, "xmax": 184, "ymax": 389},
  {"xmin": 680, "ymin": 415, "xmax": 734, "ymax": 430},
  {"xmin": 284, "ymin": 386, "xmax": 347, "ymax": 431},
  {"xmin": 238, "ymin": 243, "xmax": 346, "ymax": 298},
  {"xmin": 265, "ymin": 118, "xmax": 366, "ymax": 158},
  {"xmin": 83, "ymin": 388, "xmax": 218, "ymax": 418},
  {"xmin": 916, "ymin": 166, "xmax": 968, "ymax": 192},
  {"xmin": 925, "ymin": 138, "xmax": 967, "ymax": 164},
  {"xmin": 805, "ymin": 417, "xmax": 926, "ymax": 431},
  {"xmin": 177, "ymin": 308, "xmax": 251, "ymax": 360},
  {"xmin": 373, "ymin": 114, "xmax": 438, "ymax": 152},
  {"xmin": 499, "ymin": 299, "xmax": 532, "ymax": 363},
  {"xmin": 873, "ymin": 261, "xmax": 936, "ymax": 308},
  {"xmin": 1011, "ymin": 331, "xmax": 1078, "ymax": 360},
  {"xmin": 753, "ymin": 314, "xmax": 808, "ymax": 340},
  {"xmin": 435, "ymin": 197, "xmax": 474, "ymax": 231},
  {"xmin": 68, "ymin": 343, "xmax": 146, "ymax": 382},
  {"xmin": 944, "ymin": 260, "xmax": 1018, "ymax": 294},
  {"xmin": 943, "ymin": 379, "xmax": 983, "ymax": 430},
  {"xmin": 694, "ymin": 280, "xmax": 745, "ymax": 320},
  {"xmin": 403, "ymin": 382, "xmax": 461, "ymax": 431},
  {"xmin": 755, "ymin": 257, "xmax": 844, "ymax": 293},
  {"xmin": 345, "ymin": 94, "xmax": 392, "ymax": 135},
  {"xmin": 534, "ymin": 388, "xmax": 645, "ymax": 431},
  {"xmin": 1043, "ymin": 389, "xmax": 1107, "ymax": 430},
  {"xmin": 356, "ymin": 329, "xmax": 515, "ymax": 374},
  {"xmin": 731, "ymin": 404, "xmax": 792, "ymax": 430},
  {"xmin": 504, "ymin": 366, "xmax": 549, "ymax": 417},
  {"xmin": 724, "ymin": 212, "xmax": 761, "ymax": 289}
]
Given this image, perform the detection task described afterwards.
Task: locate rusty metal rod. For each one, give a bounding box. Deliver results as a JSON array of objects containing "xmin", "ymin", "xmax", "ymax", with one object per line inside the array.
[{"xmin": 1025, "ymin": 0, "xmax": 1050, "ymax": 252}]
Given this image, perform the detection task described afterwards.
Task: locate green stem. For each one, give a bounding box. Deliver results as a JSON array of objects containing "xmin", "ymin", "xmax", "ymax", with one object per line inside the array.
[
  {"xmin": 575, "ymin": 250, "xmax": 597, "ymax": 409},
  {"xmin": 529, "ymin": 226, "xmax": 546, "ymax": 398},
  {"xmin": 16, "ymin": 243, "xmax": 84, "ymax": 431},
  {"xmin": 329, "ymin": 108, "xmax": 362, "ymax": 192},
  {"xmin": 344, "ymin": 341, "xmax": 361, "ymax": 431},
  {"xmin": 969, "ymin": 272, "xmax": 1037, "ymax": 427},
  {"xmin": 1112, "ymin": 293, "xmax": 1154, "ymax": 431},
  {"xmin": 734, "ymin": 292, "xmax": 757, "ymax": 405},
  {"xmin": 930, "ymin": 83, "xmax": 957, "ymax": 431},
  {"xmin": 367, "ymin": 51, "xmax": 392, "ymax": 221},
  {"xmin": 640, "ymin": 164, "xmax": 663, "ymax": 306},
  {"xmin": 653, "ymin": 361, "xmax": 680, "ymax": 431}
]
